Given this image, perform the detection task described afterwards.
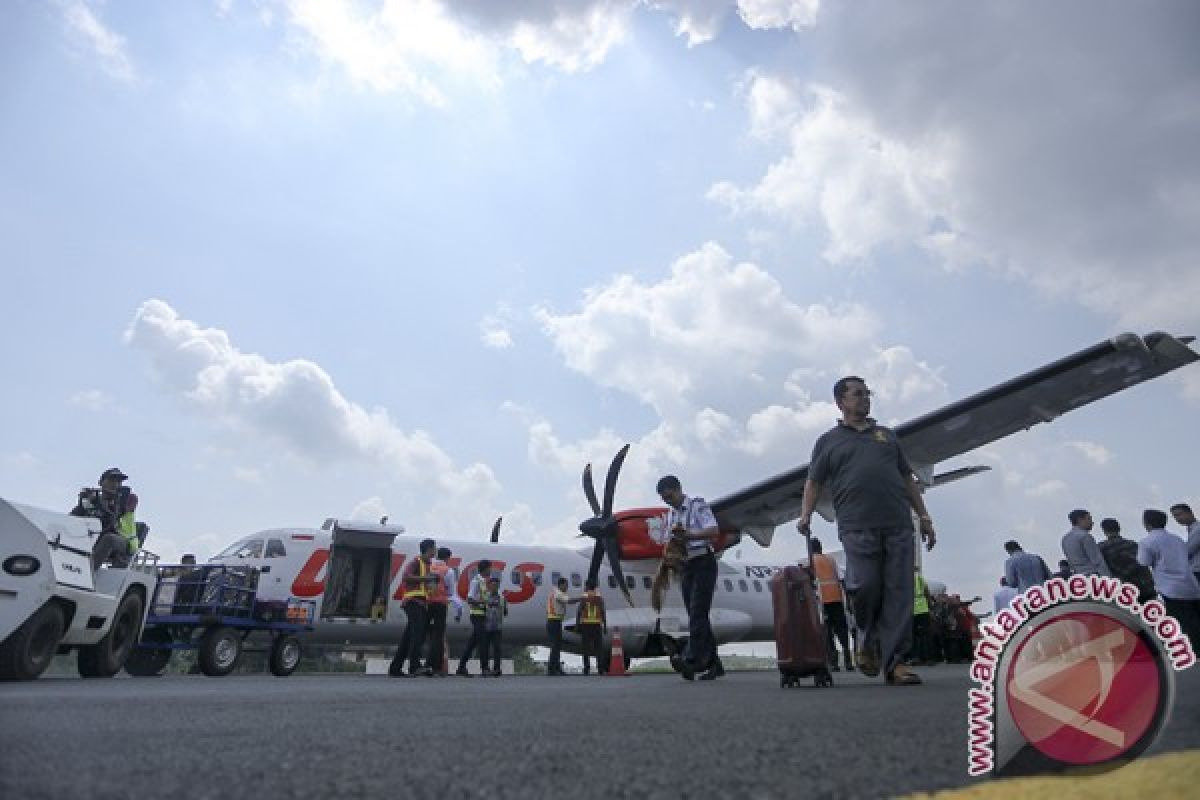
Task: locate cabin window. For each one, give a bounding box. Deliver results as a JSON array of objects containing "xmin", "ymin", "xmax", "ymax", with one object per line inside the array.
[
  {"xmin": 724, "ymin": 579, "xmax": 734, "ymax": 593},
  {"xmin": 738, "ymin": 580, "xmax": 748, "ymax": 593},
  {"xmin": 531, "ymin": 571, "xmax": 543, "ymax": 586},
  {"xmin": 753, "ymin": 580, "xmax": 763, "ymax": 593},
  {"xmin": 551, "ymin": 571, "xmax": 562, "ymax": 587},
  {"xmin": 511, "ymin": 569, "xmax": 522, "ymax": 586},
  {"xmin": 571, "ymin": 573, "xmax": 582, "ymax": 588},
  {"xmin": 607, "ymin": 575, "xmax": 617, "ymax": 589},
  {"xmin": 216, "ymin": 538, "xmax": 264, "ymax": 559},
  {"xmin": 626, "ymin": 575, "xmax": 636, "ymax": 590},
  {"xmin": 265, "ymin": 538, "xmax": 287, "ymax": 558},
  {"xmin": 642, "ymin": 576, "xmax": 653, "ymax": 590}
]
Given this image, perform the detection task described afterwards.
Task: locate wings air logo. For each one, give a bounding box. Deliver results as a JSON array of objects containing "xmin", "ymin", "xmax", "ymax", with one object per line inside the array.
[{"xmin": 1005, "ymin": 611, "xmax": 1162, "ymax": 765}]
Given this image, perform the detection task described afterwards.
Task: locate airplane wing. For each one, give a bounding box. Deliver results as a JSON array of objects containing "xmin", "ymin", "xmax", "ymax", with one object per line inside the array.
[{"xmin": 710, "ymin": 332, "xmax": 1197, "ymax": 546}]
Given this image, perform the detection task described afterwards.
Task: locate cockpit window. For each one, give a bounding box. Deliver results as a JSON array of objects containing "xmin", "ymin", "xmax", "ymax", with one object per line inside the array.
[
  {"xmin": 265, "ymin": 538, "xmax": 287, "ymax": 558},
  {"xmin": 216, "ymin": 538, "xmax": 264, "ymax": 559}
]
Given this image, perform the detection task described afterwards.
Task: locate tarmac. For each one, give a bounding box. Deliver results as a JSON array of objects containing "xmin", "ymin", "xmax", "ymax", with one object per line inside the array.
[{"xmin": 1, "ymin": 663, "xmax": 1197, "ymax": 800}]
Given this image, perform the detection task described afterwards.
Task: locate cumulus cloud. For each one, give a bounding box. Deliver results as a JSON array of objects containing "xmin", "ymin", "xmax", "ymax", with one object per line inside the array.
[
  {"xmin": 124, "ymin": 298, "xmax": 503, "ymax": 520},
  {"xmin": 1066, "ymin": 440, "xmax": 1113, "ymax": 466},
  {"xmin": 736, "ymin": 0, "xmax": 820, "ymax": 31},
  {"xmin": 349, "ymin": 495, "xmax": 389, "ymax": 523},
  {"xmin": 720, "ymin": 4, "xmax": 1200, "ymax": 327},
  {"xmin": 60, "ymin": 0, "xmax": 137, "ymax": 82},
  {"xmin": 480, "ymin": 313, "xmax": 515, "ymax": 350}
]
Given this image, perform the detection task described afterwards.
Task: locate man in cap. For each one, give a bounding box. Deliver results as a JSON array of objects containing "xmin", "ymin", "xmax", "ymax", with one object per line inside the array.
[{"xmin": 71, "ymin": 467, "xmax": 140, "ymax": 570}]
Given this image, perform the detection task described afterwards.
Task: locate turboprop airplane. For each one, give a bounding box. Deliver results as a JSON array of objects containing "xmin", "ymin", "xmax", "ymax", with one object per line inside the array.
[{"xmin": 204, "ymin": 332, "xmax": 1196, "ymax": 667}]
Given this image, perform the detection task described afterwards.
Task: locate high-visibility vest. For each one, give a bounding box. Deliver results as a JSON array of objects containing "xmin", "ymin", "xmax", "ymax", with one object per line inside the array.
[
  {"xmin": 546, "ymin": 590, "xmax": 564, "ymax": 621},
  {"xmin": 812, "ymin": 554, "xmax": 843, "ymax": 604},
  {"xmin": 428, "ymin": 561, "xmax": 449, "ymax": 604},
  {"xmin": 405, "ymin": 558, "xmax": 429, "ymax": 601},
  {"xmin": 470, "ymin": 575, "xmax": 489, "ymax": 616},
  {"xmin": 914, "ymin": 573, "xmax": 929, "ymax": 615},
  {"xmin": 580, "ymin": 594, "xmax": 602, "ymax": 625}
]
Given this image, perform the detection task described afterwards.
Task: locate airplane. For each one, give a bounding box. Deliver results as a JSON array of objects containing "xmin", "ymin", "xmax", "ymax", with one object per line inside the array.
[{"xmin": 198, "ymin": 331, "xmax": 1196, "ymax": 670}]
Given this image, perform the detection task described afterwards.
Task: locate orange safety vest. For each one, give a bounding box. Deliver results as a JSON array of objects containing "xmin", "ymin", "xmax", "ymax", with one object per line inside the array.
[
  {"xmin": 812, "ymin": 554, "xmax": 843, "ymax": 605},
  {"xmin": 405, "ymin": 557, "xmax": 429, "ymax": 601},
  {"xmin": 428, "ymin": 561, "xmax": 449, "ymax": 605},
  {"xmin": 579, "ymin": 594, "xmax": 603, "ymax": 626}
]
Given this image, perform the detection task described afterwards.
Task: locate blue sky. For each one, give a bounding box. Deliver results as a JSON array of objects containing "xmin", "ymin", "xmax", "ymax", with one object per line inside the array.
[{"xmin": 2, "ymin": 0, "xmax": 1198, "ymax": 613}]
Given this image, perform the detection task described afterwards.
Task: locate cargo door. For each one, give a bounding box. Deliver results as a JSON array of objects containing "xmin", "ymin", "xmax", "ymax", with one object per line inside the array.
[{"xmin": 320, "ymin": 523, "xmax": 398, "ymax": 620}]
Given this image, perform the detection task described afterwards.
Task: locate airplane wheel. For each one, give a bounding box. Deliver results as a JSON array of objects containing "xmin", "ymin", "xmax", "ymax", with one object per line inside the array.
[
  {"xmin": 124, "ymin": 628, "xmax": 172, "ymax": 677},
  {"xmin": 269, "ymin": 635, "xmax": 301, "ymax": 677},
  {"xmin": 0, "ymin": 602, "xmax": 65, "ymax": 681},
  {"xmin": 198, "ymin": 626, "xmax": 242, "ymax": 677},
  {"xmin": 79, "ymin": 591, "xmax": 143, "ymax": 678}
]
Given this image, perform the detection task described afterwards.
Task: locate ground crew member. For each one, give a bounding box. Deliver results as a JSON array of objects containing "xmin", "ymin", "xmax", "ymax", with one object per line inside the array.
[
  {"xmin": 577, "ymin": 578, "xmax": 607, "ymax": 676},
  {"xmin": 425, "ymin": 547, "xmax": 453, "ymax": 675},
  {"xmin": 545, "ymin": 576, "xmax": 582, "ymax": 676},
  {"xmin": 390, "ymin": 538, "xmax": 437, "ymax": 677},
  {"xmin": 483, "ymin": 576, "xmax": 508, "ymax": 676},
  {"xmin": 456, "ymin": 560, "xmax": 492, "ymax": 676},
  {"xmin": 71, "ymin": 467, "xmax": 139, "ymax": 571},
  {"xmin": 811, "ymin": 537, "xmax": 853, "ymax": 672},
  {"xmin": 910, "ymin": 568, "xmax": 933, "ymax": 666}
]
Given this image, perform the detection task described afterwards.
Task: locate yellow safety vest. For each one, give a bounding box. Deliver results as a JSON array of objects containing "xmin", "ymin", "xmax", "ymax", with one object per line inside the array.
[
  {"xmin": 580, "ymin": 594, "xmax": 602, "ymax": 625},
  {"xmin": 406, "ymin": 558, "xmax": 429, "ymax": 601},
  {"xmin": 914, "ymin": 574, "xmax": 929, "ymax": 616}
]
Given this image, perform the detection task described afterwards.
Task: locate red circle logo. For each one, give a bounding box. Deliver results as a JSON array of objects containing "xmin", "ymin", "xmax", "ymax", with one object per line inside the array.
[{"xmin": 1005, "ymin": 611, "xmax": 1161, "ymax": 765}]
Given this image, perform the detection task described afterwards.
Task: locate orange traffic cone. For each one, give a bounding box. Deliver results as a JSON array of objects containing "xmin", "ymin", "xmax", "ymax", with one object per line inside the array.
[{"xmin": 607, "ymin": 628, "xmax": 628, "ymax": 677}]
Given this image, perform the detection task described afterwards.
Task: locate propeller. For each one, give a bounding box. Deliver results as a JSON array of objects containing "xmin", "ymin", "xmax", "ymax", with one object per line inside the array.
[
  {"xmin": 579, "ymin": 444, "xmax": 634, "ymax": 606},
  {"xmin": 489, "ymin": 516, "xmax": 503, "ymax": 544}
]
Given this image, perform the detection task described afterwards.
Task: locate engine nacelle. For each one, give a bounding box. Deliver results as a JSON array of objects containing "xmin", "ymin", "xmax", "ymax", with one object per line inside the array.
[{"xmin": 613, "ymin": 508, "xmax": 739, "ymax": 561}]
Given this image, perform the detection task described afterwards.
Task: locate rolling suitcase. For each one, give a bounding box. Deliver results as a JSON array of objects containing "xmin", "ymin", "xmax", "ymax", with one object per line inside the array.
[{"xmin": 770, "ymin": 531, "xmax": 833, "ymax": 689}]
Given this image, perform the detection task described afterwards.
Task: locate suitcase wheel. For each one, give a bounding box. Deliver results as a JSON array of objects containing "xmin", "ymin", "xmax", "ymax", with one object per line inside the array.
[{"xmin": 815, "ymin": 670, "xmax": 834, "ymax": 688}]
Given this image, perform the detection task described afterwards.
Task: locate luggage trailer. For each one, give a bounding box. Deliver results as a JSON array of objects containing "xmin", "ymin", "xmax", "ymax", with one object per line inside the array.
[{"xmin": 125, "ymin": 564, "xmax": 315, "ymax": 677}]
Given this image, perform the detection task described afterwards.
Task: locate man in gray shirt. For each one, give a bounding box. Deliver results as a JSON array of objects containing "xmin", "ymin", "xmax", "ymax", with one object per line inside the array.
[
  {"xmin": 797, "ymin": 376, "xmax": 936, "ymax": 687},
  {"xmin": 1171, "ymin": 503, "xmax": 1200, "ymax": 587},
  {"xmin": 1062, "ymin": 509, "xmax": 1110, "ymax": 577},
  {"xmin": 1002, "ymin": 540, "xmax": 1052, "ymax": 592},
  {"xmin": 1138, "ymin": 508, "xmax": 1200, "ymax": 648}
]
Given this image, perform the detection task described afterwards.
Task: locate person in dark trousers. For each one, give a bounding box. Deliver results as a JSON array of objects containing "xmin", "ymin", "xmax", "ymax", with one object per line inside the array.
[
  {"xmin": 1170, "ymin": 503, "xmax": 1200, "ymax": 588},
  {"xmin": 811, "ymin": 537, "xmax": 853, "ymax": 671},
  {"xmin": 577, "ymin": 578, "xmax": 607, "ymax": 675},
  {"xmin": 483, "ymin": 576, "xmax": 508, "ymax": 676},
  {"xmin": 796, "ymin": 376, "xmax": 937, "ymax": 687},
  {"xmin": 456, "ymin": 560, "xmax": 492, "ymax": 676},
  {"xmin": 1098, "ymin": 518, "xmax": 1156, "ymax": 603},
  {"xmin": 390, "ymin": 538, "xmax": 437, "ymax": 677},
  {"xmin": 424, "ymin": 547, "xmax": 453, "ymax": 676},
  {"xmin": 545, "ymin": 576, "xmax": 579, "ymax": 676},
  {"xmin": 1137, "ymin": 509, "xmax": 1200, "ymax": 648},
  {"xmin": 657, "ymin": 475, "xmax": 725, "ymax": 681}
]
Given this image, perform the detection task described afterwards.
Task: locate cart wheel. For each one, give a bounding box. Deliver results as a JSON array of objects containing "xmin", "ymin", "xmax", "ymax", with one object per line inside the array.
[
  {"xmin": 124, "ymin": 628, "xmax": 172, "ymax": 677},
  {"xmin": 198, "ymin": 626, "xmax": 242, "ymax": 677},
  {"xmin": 269, "ymin": 635, "xmax": 301, "ymax": 677},
  {"xmin": 79, "ymin": 591, "xmax": 144, "ymax": 678},
  {"xmin": 0, "ymin": 602, "xmax": 65, "ymax": 681}
]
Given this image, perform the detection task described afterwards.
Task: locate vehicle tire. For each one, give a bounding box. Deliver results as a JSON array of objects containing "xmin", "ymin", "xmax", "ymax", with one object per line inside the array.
[
  {"xmin": 78, "ymin": 591, "xmax": 144, "ymax": 678},
  {"xmin": 198, "ymin": 626, "xmax": 242, "ymax": 677},
  {"xmin": 123, "ymin": 628, "xmax": 172, "ymax": 677},
  {"xmin": 268, "ymin": 635, "xmax": 301, "ymax": 677},
  {"xmin": 0, "ymin": 603, "xmax": 66, "ymax": 681}
]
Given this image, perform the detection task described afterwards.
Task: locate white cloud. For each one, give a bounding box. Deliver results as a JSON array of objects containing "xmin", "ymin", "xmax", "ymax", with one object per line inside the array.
[
  {"xmin": 68, "ymin": 389, "xmax": 113, "ymax": 411},
  {"xmin": 506, "ymin": 1, "xmax": 631, "ymax": 72},
  {"xmin": 349, "ymin": 495, "xmax": 389, "ymax": 523},
  {"xmin": 124, "ymin": 298, "xmax": 504, "ymax": 526},
  {"xmin": 60, "ymin": 0, "xmax": 137, "ymax": 83},
  {"xmin": 232, "ymin": 466, "xmax": 263, "ymax": 484},
  {"xmin": 1066, "ymin": 440, "xmax": 1113, "ymax": 466},
  {"xmin": 1026, "ymin": 479, "xmax": 1068, "ymax": 498},
  {"xmin": 480, "ymin": 314, "xmax": 514, "ymax": 349},
  {"xmin": 651, "ymin": 0, "xmax": 732, "ymax": 46},
  {"xmin": 736, "ymin": 0, "xmax": 820, "ymax": 32}
]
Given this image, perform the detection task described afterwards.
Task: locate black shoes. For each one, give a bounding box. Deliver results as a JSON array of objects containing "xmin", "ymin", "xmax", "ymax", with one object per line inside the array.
[{"xmin": 455, "ymin": 667, "xmax": 473, "ymax": 677}]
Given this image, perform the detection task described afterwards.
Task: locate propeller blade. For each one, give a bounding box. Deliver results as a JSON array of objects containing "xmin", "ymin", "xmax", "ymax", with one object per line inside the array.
[
  {"xmin": 586, "ymin": 538, "xmax": 605, "ymax": 588},
  {"xmin": 601, "ymin": 443, "xmax": 630, "ymax": 517},
  {"xmin": 605, "ymin": 534, "xmax": 634, "ymax": 607},
  {"xmin": 489, "ymin": 516, "xmax": 502, "ymax": 544},
  {"xmin": 582, "ymin": 464, "xmax": 602, "ymax": 517}
]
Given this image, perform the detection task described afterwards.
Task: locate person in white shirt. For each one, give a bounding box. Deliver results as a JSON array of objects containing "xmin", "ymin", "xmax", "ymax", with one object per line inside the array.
[
  {"xmin": 1171, "ymin": 503, "xmax": 1200, "ymax": 587},
  {"xmin": 993, "ymin": 577, "xmax": 1018, "ymax": 614},
  {"xmin": 1137, "ymin": 508, "xmax": 1200, "ymax": 648},
  {"xmin": 1062, "ymin": 509, "xmax": 1111, "ymax": 577}
]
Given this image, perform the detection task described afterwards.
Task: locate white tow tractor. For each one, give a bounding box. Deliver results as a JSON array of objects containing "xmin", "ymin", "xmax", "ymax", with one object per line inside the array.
[{"xmin": 0, "ymin": 497, "xmax": 157, "ymax": 681}]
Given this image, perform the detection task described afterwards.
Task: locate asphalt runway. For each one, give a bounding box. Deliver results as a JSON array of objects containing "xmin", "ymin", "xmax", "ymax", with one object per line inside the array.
[{"xmin": 2, "ymin": 664, "xmax": 1198, "ymax": 800}]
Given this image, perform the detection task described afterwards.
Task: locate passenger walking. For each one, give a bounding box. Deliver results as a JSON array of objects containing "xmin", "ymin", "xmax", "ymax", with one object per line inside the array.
[
  {"xmin": 425, "ymin": 547, "xmax": 453, "ymax": 676},
  {"xmin": 1002, "ymin": 541, "xmax": 1052, "ymax": 592},
  {"xmin": 483, "ymin": 576, "xmax": 508, "ymax": 676},
  {"xmin": 1137, "ymin": 509, "xmax": 1200, "ymax": 648},
  {"xmin": 796, "ymin": 376, "xmax": 937, "ymax": 687},
  {"xmin": 1062, "ymin": 510, "xmax": 1111, "ymax": 577},
  {"xmin": 1098, "ymin": 518, "xmax": 1156, "ymax": 603},
  {"xmin": 545, "ymin": 576, "xmax": 579, "ymax": 676},
  {"xmin": 1170, "ymin": 503, "xmax": 1200, "ymax": 588},
  {"xmin": 993, "ymin": 577, "xmax": 1018, "ymax": 614},
  {"xmin": 576, "ymin": 579, "xmax": 607, "ymax": 676},
  {"xmin": 456, "ymin": 560, "xmax": 493, "ymax": 677},
  {"xmin": 390, "ymin": 538, "xmax": 437, "ymax": 677},
  {"xmin": 811, "ymin": 538, "xmax": 853, "ymax": 672},
  {"xmin": 657, "ymin": 475, "xmax": 725, "ymax": 681}
]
